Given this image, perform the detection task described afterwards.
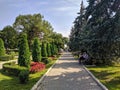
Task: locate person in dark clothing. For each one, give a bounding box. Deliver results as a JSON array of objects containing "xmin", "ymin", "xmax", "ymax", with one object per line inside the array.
[{"xmin": 79, "ymin": 52, "xmax": 88, "ymax": 64}]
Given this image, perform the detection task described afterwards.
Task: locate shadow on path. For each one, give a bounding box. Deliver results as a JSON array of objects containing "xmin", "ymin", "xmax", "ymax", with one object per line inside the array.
[{"xmin": 37, "ymin": 52, "xmax": 102, "ymax": 90}]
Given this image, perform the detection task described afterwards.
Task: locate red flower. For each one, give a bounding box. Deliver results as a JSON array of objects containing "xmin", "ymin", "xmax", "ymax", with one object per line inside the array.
[{"xmin": 30, "ymin": 62, "xmax": 45, "ymax": 73}]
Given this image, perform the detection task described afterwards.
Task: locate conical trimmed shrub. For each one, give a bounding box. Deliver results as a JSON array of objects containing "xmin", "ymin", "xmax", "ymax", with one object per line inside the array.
[
  {"xmin": 50, "ymin": 43, "xmax": 54, "ymax": 56},
  {"xmin": 47, "ymin": 43, "xmax": 51, "ymax": 57},
  {"xmin": 41, "ymin": 43, "xmax": 47, "ymax": 57},
  {"xmin": 54, "ymin": 45, "xmax": 58, "ymax": 55},
  {"xmin": 18, "ymin": 33, "xmax": 30, "ymax": 68},
  {"xmin": 32, "ymin": 38, "xmax": 41, "ymax": 62},
  {"xmin": 0, "ymin": 38, "xmax": 5, "ymax": 56}
]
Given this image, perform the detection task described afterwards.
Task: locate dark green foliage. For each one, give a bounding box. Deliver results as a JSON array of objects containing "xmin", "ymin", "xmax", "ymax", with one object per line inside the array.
[
  {"xmin": 41, "ymin": 57, "xmax": 50, "ymax": 64},
  {"xmin": 0, "ymin": 25, "xmax": 17, "ymax": 49},
  {"xmin": 0, "ymin": 55, "xmax": 14, "ymax": 61},
  {"xmin": 47, "ymin": 43, "xmax": 51, "ymax": 57},
  {"xmin": 41, "ymin": 43, "xmax": 47, "ymax": 57},
  {"xmin": 19, "ymin": 69, "xmax": 29, "ymax": 84},
  {"xmin": 50, "ymin": 43, "xmax": 54, "ymax": 56},
  {"xmin": 54, "ymin": 45, "xmax": 58, "ymax": 55},
  {"xmin": 32, "ymin": 38, "xmax": 41, "ymax": 62},
  {"xmin": 50, "ymin": 43, "xmax": 58, "ymax": 56},
  {"xmin": 13, "ymin": 14, "xmax": 54, "ymax": 49},
  {"xmin": 0, "ymin": 38, "xmax": 5, "ymax": 56},
  {"xmin": 69, "ymin": 0, "xmax": 120, "ymax": 65},
  {"xmin": 18, "ymin": 33, "xmax": 30, "ymax": 68},
  {"xmin": 3, "ymin": 62, "xmax": 28, "ymax": 76}
]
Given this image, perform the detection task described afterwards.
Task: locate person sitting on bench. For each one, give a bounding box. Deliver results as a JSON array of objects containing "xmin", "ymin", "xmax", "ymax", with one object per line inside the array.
[{"xmin": 79, "ymin": 52, "xmax": 88, "ymax": 64}]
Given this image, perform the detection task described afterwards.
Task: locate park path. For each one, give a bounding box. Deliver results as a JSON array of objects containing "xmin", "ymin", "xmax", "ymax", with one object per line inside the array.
[{"xmin": 37, "ymin": 52, "xmax": 103, "ymax": 90}]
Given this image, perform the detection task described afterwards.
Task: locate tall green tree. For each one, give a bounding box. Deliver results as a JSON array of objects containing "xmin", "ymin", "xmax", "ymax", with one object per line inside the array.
[
  {"xmin": 50, "ymin": 32, "xmax": 64, "ymax": 49},
  {"xmin": 0, "ymin": 38, "xmax": 5, "ymax": 56},
  {"xmin": 0, "ymin": 25, "xmax": 17, "ymax": 49},
  {"xmin": 50, "ymin": 43, "xmax": 55, "ymax": 56},
  {"xmin": 69, "ymin": 0, "xmax": 120, "ymax": 65},
  {"xmin": 69, "ymin": 0, "xmax": 86, "ymax": 51},
  {"xmin": 32, "ymin": 38, "xmax": 41, "ymax": 62},
  {"xmin": 13, "ymin": 14, "xmax": 53, "ymax": 48},
  {"xmin": 41, "ymin": 43, "xmax": 47, "ymax": 57},
  {"xmin": 47, "ymin": 43, "xmax": 51, "ymax": 57},
  {"xmin": 18, "ymin": 33, "xmax": 30, "ymax": 68}
]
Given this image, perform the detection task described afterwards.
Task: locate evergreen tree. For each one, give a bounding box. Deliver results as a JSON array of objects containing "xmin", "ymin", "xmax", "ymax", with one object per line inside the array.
[
  {"xmin": 47, "ymin": 43, "xmax": 51, "ymax": 57},
  {"xmin": 50, "ymin": 43, "xmax": 58, "ymax": 56},
  {"xmin": 69, "ymin": 0, "xmax": 120, "ymax": 65},
  {"xmin": 69, "ymin": 0, "xmax": 86, "ymax": 51},
  {"xmin": 41, "ymin": 43, "xmax": 47, "ymax": 57},
  {"xmin": 1, "ymin": 25, "xmax": 17, "ymax": 49},
  {"xmin": 18, "ymin": 33, "xmax": 30, "ymax": 67},
  {"xmin": 50, "ymin": 43, "xmax": 54, "ymax": 56},
  {"xmin": 0, "ymin": 38, "xmax": 5, "ymax": 56},
  {"xmin": 54, "ymin": 45, "xmax": 58, "ymax": 55},
  {"xmin": 32, "ymin": 38, "xmax": 41, "ymax": 62}
]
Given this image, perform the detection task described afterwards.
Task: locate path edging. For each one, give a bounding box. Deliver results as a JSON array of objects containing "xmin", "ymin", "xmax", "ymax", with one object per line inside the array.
[
  {"xmin": 31, "ymin": 54, "xmax": 63, "ymax": 90},
  {"xmin": 82, "ymin": 65, "xmax": 108, "ymax": 90}
]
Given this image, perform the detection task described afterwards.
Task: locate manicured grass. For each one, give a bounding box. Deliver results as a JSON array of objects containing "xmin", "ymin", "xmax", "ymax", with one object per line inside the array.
[
  {"xmin": 0, "ymin": 60, "xmax": 57, "ymax": 90},
  {"xmin": 87, "ymin": 65, "xmax": 120, "ymax": 90}
]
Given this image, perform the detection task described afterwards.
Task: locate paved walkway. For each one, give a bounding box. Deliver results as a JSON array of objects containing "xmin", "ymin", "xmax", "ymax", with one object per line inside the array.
[{"xmin": 37, "ymin": 52, "xmax": 103, "ymax": 90}]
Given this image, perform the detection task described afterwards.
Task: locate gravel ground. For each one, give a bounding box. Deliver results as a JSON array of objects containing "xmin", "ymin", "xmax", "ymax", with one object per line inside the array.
[{"xmin": 37, "ymin": 52, "xmax": 103, "ymax": 90}]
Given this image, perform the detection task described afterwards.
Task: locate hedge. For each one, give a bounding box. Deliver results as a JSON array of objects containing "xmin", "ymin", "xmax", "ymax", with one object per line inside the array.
[
  {"xmin": 0, "ymin": 55, "xmax": 15, "ymax": 61},
  {"xmin": 3, "ymin": 62, "xmax": 28, "ymax": 76}
]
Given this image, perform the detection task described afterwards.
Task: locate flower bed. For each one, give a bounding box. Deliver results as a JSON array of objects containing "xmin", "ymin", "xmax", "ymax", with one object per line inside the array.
[{"xmin": 30, "ymin": 62, "xmax": 45, "ymax": 73}]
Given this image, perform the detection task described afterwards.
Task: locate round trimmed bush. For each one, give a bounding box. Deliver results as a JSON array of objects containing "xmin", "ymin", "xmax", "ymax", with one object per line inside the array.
[{"xmin": 19, "ymin": 69, "xmax": 29, "ymax": 84}]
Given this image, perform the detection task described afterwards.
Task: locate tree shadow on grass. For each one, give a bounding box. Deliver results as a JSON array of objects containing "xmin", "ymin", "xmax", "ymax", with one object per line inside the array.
[
  {"xmin": 89, "ymin": 70, "xmax": 120, "ymax": 90},
  {"xmin": 103, "ymin": 76, "xmax": 120, "ymax": 90},
  {"xmin": 89, "ymin": 70, "xmax": 116, "ymax": 80},
  {"xmin": 0, "ymin": 69, "xmax": 45, "ymax": 90}
]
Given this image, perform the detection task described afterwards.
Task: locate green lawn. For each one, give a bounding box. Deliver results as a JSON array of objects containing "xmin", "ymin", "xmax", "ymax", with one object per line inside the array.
[
  {"xmin": 0, "ymin": 60, "xmax": 56, "ymax": 90},
  {"xmin": 87, "ymin": 65, "xmax": 120, "ymax": 90}
]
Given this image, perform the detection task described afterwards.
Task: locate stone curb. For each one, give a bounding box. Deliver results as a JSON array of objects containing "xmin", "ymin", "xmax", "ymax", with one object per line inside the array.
[
  {"xmin": 31, "ymin": 54, "xmax": 63, "ymax": 90},
  {"xmin": 82, "ymin": 65, "xmax": 108, "ymax": 90}
]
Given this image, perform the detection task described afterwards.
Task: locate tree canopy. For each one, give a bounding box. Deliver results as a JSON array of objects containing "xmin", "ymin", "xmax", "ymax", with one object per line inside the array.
[
  {"xmin": 13, "ymin": 14, "xmax": 53, "ymax": 48},
  {"xmin": 69, "ymin": 0, "xmax": 120, "ymax": 65},
  {"xmin": 0, "ymin": 25, "xmax": 17, "ymax": 49}
]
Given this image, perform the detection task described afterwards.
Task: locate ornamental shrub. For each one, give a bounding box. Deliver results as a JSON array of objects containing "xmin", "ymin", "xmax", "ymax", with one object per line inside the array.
[
  {"xmin": 41, "ymin": 57, "xmax": 50, "ymax": 64},
  {"xmin": 47, "ymin": 43, "xmax": 51, "ymax": 57},
  {"xmin": 0, "ymin": 38, "xmax": 5, "ymax": 56},
  {"xmin": 3, "ymin": 62, "xmax": 28, "ymax": 76},
  {"xmin": 18, "ymin": 33, "xmax": 30, "ymax": 68},
  {"xmin": 19, "ymin": 69, "xmax": 29, "ymax": 84},
  {"xmin": 54, "ymin": 45, "xmax": 58, "ymax": 55},
  {"xmin": 0, "ymin": 55, "xmax": 14, "ymax": 61},
  {"xmin": 30, "ymin": 62, "xmax": 45, "ymax": 73},
  {"xmin": 50, "ymin": 43, "xmax": 54, "ymax": 56},
  {"xmin": 51, "ymin": 43, "xmax": 58, "ymax": 55},
  {"xmin": 32, "ymin": 38, "xmax": 41, "ymax": 62},
  {"xmin": 41, "ymin": 43, "xmax": 47, "ymax": 57}
]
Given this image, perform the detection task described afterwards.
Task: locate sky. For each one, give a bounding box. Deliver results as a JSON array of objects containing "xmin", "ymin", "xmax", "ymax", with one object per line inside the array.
[{"xmin": 0, "ymin": 0, "xmax": 88, "ymax": 37}]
